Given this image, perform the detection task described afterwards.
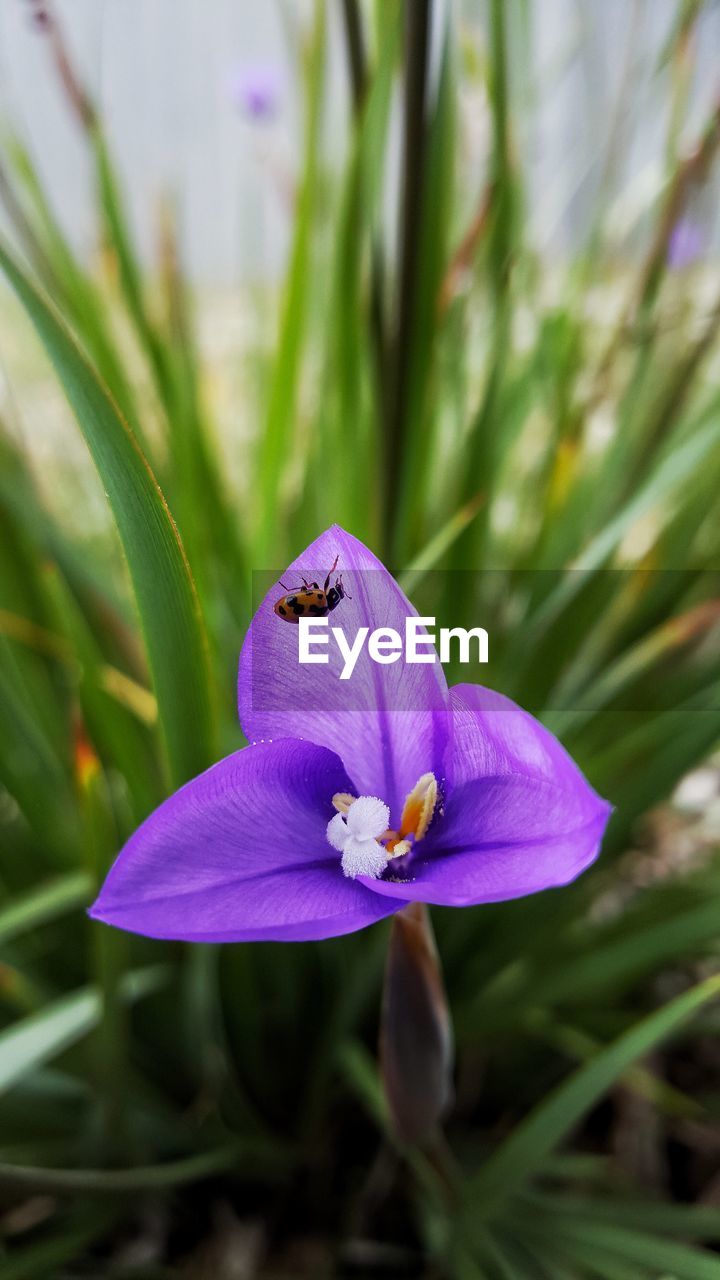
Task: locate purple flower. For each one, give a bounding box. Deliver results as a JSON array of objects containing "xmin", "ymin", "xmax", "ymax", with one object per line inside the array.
[
  {"xmin": 667, "ymin": 218, "xmax": 704, "ymax": 269},
  {"xmin": 230, "ymin": 62, "xmax": 283, "ymax": 122},
  {"xmin": 90, "ymin": 527, "xmax": 611, "ymax": 943}
]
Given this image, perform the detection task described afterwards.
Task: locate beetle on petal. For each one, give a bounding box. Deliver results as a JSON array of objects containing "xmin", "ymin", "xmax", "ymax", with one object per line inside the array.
[
  {"xmin": 90, "ymin": 526, "xmax": 612, "ymax": 942},
  {"xmin": 273, "ymin": 554, "xmax": 350, "ymax": 623}
]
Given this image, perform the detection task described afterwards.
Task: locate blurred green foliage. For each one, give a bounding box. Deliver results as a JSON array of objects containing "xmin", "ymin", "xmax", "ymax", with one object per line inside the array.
[{"xmin": 0, "ymin": 0, "xmax": 720, "ymax": 1275}]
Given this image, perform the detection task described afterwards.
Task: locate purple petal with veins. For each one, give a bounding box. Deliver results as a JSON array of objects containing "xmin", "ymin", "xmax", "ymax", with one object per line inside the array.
[
  {"xmin": 238, "ymin": 525, "xmax": 453, "ymax": 819},
  {"xmin": 90, "ymin": 739, "xmax": 398, "ymax": 942},
  {"xmin": 362, "ymin": 685, "xmax": 611, "ymax": 906}
]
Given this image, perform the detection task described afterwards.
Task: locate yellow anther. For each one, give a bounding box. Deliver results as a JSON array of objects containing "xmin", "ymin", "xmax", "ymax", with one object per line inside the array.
[
  {"xmin": 400, "ymin": 772, "xmax": 438, "ymax": 842},
  {"xmin": 330, "ymin": 777, "xmax": 437, "ymax": 872},
  {"xmin": 331, "ymin": 792, "xmax": 356, "ymax": 815},
  {"xmin": 386, "ymin": 839, "xmax": 412, "ymax": 860}
]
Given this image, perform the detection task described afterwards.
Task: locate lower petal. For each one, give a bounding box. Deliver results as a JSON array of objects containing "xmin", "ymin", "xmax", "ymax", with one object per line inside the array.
[
  {"xmin": 359, "ymin": 683, "xmax": 611, "ymax": 907},
  {"xmin": 358, "ymin": 783, "xmax": 609, "ymax": 906},
  {"xmin": 90, "ymin": 740, "xmax": 399, "ymax": 942}
]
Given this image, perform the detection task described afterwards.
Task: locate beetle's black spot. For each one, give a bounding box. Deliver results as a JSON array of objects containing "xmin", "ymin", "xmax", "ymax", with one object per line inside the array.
[
  {"xmin": 279, "ymin": 605, "xmax": 287, "ymax": 616},
  {"xmin": 292, "ymin": 603, "xmax": 304, "ymax": 616},
  {"xmin": 287, "ymin": 596, "xmax": 297, "ymax": 606}
]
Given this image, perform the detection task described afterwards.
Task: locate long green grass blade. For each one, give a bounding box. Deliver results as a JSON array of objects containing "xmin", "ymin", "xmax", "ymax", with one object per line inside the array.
[
  {"xmin": 0, "ymin": 967, "xmax": 166, "ymax": 1096},
  {"xmin": 549, "ymin": 1219, "xmax": 720, "ymax": 1279},
  {"xmin": 256, "ymin": 2, "xmax": 326, "ymax": 559},
  {"xmin": 532, "ymin": 894, "xmax": 720, "ymax": 1005},
  {"xmin": 0, "ymin": 1142, "xmax": 290, "ymax": 1194},
  {"xmin": 0, "ymin": 873, "xmax": 92, "ymax": 946},
  {"xmin": 467, "ymin": 973, "xmax": 720, "ymax": 1216},
  {"xmin": 0, "ymin": 242, "xmax": 216, "ymax": 785}
]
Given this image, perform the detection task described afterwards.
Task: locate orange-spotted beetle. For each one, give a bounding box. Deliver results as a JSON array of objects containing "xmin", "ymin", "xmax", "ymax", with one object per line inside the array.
[{"xmin": 273, "ymin": 556, "xmax": 350, "ymax": 624}]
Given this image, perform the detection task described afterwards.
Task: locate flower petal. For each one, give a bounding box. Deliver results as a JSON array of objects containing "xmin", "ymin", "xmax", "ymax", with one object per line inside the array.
[
  {"xmin": 90, "ymin": 740, "xmax": 399, "ymax": 942},
  {"xmin": 447, "ymin": 684, "xmax": 612, "ymax": 797},
  {"xmin": 361, "ymin": 683, "xmax": 611, "ymax": 907},
  {"xmin": 238, "ymin": 526, "xmax": 452, "ymax": 817}
]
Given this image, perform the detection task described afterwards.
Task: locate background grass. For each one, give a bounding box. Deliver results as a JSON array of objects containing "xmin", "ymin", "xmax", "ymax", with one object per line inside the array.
[{"xmin": 1, "ymin": 1, "xmax": 720, "ymax": 1275}]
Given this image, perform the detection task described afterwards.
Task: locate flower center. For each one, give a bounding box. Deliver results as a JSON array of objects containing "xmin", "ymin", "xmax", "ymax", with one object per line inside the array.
[{"xmin": 326, "ymin": 773, "xmax": 438, "ymax": 879}]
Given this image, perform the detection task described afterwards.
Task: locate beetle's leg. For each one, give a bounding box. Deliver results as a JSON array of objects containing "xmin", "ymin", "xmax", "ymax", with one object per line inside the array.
[{"xmin": 324, "ymin": 555, "xmax": 339, "ymax": 593}]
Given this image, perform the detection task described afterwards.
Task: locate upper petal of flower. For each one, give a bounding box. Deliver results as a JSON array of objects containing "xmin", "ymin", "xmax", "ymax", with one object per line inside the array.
[
  {"xmin": 90, "ymin": 739, "xmax": 399, "ymax": 942},
  {"xmin": 362, "ymin": 683, "xmax": 611, "ymax": 907},
  {"xmin": 238, "ymin": 526, "xmax": 452, "ymax": 817},
  {"xmin": 447, "ymin": 684, "xmax": 612, "ymax": 797}
]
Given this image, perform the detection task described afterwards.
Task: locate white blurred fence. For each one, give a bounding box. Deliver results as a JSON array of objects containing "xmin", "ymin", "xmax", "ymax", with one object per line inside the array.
[{"xmin": 0, "ymin": 0, "xmax": 719, "ymax": 284}]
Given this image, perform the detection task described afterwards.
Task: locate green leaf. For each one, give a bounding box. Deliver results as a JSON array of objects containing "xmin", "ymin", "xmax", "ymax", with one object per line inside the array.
[
  {"xmin": 316, "ymin": 4, "xmax": 400, "ymax": 542},
  {"xmin": 532, "ymin": 895, "xmax": 720, "ymax": 1005},
  {"xmin": 0, "ymin": 1207, "xmax": 118, "ymax": 1280},
  {"xmin": 93, "ymin": 134, "xmax": 172, "ymax": 406},
  {"xmin": 574, "ymin": 412, "xmax": 720, "ymax": 574},
  {"xmin": 549, "ymin": 1219, "xmax": 720, "ymax": 1280},
  {"xmin": 0, "ymin": 873, "xmax": 92, "ymax": 946},
  {"xmin": 336, "ymin": 1039, "xmax": 388, "ymax": 1130},
  {"xmin": 0, "ymin": 241, "xmax": 216, "ymax": 786},
  {"xmin": 526, "ymin": 1191, "xmax": 720, "ymax": 1241},
  {"xmin": 7, "ymin": 137, "xmax": 150, "ymax": 452},
  {"xmin": 398, "ymin": 494, "xmax": 484, "ymax": 593},
  {"xmin": 393, "ymin": 19, "xmax": 458, "ymax": 560},
  {"xmin": 0, "ymin": 1141, "xmax": 290, "ymax": 1194},
  {"xmin": 0, "ymin": 968, "xmax": 166, "ymax": 1096},
  {"xmin": 466, "ymin": 973, "xmax": 720, "ymax": 1217},
  {"xmin": 256, "ymin": 1, "xmax": 326, "ymax": 559}
]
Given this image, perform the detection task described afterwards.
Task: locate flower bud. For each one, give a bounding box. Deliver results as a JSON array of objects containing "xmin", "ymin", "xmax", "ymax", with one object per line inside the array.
[{"xmin": 380, "ymin": 902, "xmax": 453, "ymax": 1146}]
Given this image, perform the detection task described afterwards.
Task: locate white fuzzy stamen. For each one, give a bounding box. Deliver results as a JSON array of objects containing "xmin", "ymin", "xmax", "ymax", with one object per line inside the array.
[{"xmin": 326, "ymin": 795, "xmax": 390, "ymax": 879}]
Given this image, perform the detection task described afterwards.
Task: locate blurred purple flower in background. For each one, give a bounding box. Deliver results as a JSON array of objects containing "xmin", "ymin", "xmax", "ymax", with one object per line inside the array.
[
  {"xmin": 91, "ymin": 527, "xmax": 611, "ymax": 943},
  {"xmin": 667, "ymin": 217, "xmax": 705, "ymax": 269},
  {"xmin": 230, "ymin": 62, "xmax": 283, "ymax": 122}
]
